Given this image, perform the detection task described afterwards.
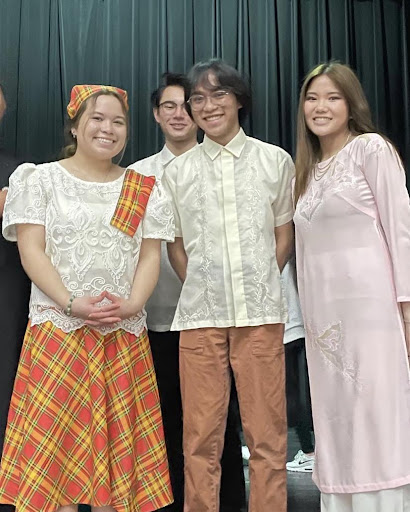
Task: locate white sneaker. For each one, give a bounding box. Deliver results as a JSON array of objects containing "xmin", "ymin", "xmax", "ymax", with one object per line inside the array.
[
  {"xmin": 286, "ymin": 450, "xmax": 315, "ymax": 472},
  {"xmin": 242, "ymin": 446, "xmax": 250, "ymax": 465}
]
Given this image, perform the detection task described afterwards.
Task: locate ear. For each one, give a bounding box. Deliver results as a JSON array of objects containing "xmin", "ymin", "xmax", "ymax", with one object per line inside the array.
[{"xmin": 153, "ymin": 108, "xmax": 161, "ymax": 124}]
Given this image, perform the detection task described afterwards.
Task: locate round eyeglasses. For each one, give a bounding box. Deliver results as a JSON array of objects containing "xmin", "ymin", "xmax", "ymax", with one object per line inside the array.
[
  {"xmin": 158, "ymin": 101, "xmax": 188, "ymax": 115},
  {"xmin": 187, "ymin": 89, "xmax": 231, "ymax": 111}
]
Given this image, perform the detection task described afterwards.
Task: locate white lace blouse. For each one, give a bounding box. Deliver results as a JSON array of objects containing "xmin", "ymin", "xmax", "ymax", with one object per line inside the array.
[{"xmin": 2, "ymin": 162, "xmax": 175, "ymax": 335}]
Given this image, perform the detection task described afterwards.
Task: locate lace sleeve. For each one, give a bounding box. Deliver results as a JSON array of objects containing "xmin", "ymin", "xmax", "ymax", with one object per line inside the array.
[
  {"xmin": 142, "ymin": 178, "xmax": 175, "ymax": 242},
  {"xmin": 2, "ymin": 163, "xmax": 47, "ymax": 241}
]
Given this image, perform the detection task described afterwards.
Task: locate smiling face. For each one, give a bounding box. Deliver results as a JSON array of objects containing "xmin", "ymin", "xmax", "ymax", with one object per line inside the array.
[
  {"xmin": 72, "ymin": 94, "xmax": 127, "ymax": 161},
  {"xmin": 191, "ymin": 73, "xmax": 242, "ymax": 146},
  {"xmin": 153, "ymin": 85, "xmax": 197, "ymax": 145},
  {"xmin": 304, "ymin": 74, "xmax": 350, "ymax": 146}
]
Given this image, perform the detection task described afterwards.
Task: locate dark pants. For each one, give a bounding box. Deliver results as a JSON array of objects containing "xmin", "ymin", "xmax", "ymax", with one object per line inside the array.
[
  {"xmin": 148, "ymin": 330, "xmax": 246, "ymax": 512},
  {"xmin": 0, "ymin": 235, "xmax": 30, "ymax": 512},
  {"xmin": 285, "ymin": 338, "xmax": 314, "ymax": 454}
]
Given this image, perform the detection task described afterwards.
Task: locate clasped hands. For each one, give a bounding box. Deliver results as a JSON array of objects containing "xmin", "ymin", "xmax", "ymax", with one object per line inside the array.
[{"xmin": 71, "ymin": 291, "xmax": 141, "ymax": 328}]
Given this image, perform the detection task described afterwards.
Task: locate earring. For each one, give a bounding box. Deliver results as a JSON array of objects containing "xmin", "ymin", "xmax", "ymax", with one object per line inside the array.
[{"xmin": 72, "ymin": 132, "xmax": 77, "ymax": 139}]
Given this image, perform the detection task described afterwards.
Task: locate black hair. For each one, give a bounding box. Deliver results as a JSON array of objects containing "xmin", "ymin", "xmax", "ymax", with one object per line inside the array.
[
  {"xmin": 150, "ymin": 72, "xmax": 191, "ymax": 109},
  {"xmin": 187, "ymin": 59, "xmax": 251, "ymax": 123}
]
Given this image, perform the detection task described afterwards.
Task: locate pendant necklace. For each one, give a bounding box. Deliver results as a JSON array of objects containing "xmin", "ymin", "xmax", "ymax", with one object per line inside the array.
[{"xmin": 314, "ymin": 133, "xmax": 351, "ymax": 181}]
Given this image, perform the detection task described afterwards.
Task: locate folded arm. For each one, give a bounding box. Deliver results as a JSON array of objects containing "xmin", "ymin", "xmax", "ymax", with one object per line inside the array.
[{"xmin": 167, "ymin": 237, "xmax": 187, "ymax": 282}]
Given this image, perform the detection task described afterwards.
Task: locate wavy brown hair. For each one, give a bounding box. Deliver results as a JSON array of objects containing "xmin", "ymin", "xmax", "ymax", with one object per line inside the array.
[
  {"xmin": 294, "ymin": 62, "xmax": 376, "ymax": 206},
  {"xmin": 61, "ymin": 90, "xmax": 129, "ymax": 162}
]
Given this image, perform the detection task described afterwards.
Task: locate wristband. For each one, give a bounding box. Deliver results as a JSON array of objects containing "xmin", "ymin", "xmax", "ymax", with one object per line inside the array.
[{"xmin": 64, "ymin": 294, "xmax": 75, "ymax": 317}]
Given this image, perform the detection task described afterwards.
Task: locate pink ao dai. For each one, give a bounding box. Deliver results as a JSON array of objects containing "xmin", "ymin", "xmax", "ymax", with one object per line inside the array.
[{"xmin": 294, "ymin": 133, "xmax": 410, "ymax": 493}]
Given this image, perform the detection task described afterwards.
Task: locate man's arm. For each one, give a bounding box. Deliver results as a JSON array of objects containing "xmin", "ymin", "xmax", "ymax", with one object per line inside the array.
[
  {"xmin": 274, "ymin": 221, "xmax": 294, "ymax": 273},
  {"xmin": 167, "ymin": 237, "xmax": 187, "ymax": 282}
]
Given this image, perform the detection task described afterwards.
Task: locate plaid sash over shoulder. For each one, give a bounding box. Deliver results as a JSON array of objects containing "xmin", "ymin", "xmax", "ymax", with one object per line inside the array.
[{"xmin": 111, "ymin": 170, "xmax": 156, "ymax": 237}]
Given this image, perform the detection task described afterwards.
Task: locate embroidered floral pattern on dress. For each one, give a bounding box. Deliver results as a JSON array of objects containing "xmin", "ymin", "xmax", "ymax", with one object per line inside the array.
[
  {"xmin": 52, "ymin": 200, "xmax": 100, "ymax": 281},
  {"xmin": 297, "ymin": 185, "xmax": 324, "ymax": 223},
  {"xmin": 100, "ymin": 209, "xmax": 135, "ymax": 286},
  {"xmin": 297, "ymin": 159, "xmax": 360, "ymax": 223},
  {"xmin": 144, "ymin": 180, "xmax": 176, "ymax": 240},
  {"xmin": 3, "ymin": 162, "xmax": 174, "ymax": 335},
  {"xmin": 306, "ymin": 321, "xmax": 362, "ymax": 389},
  {"xmin": 325, "ymin": 161, "xmax": 360, "ymax": 195}
]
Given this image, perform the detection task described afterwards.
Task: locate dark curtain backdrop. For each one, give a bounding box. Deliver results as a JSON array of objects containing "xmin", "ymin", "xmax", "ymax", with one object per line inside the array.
[{"xmin": 0, "ymin": 0, "xmax": 409, "ymax": 177}]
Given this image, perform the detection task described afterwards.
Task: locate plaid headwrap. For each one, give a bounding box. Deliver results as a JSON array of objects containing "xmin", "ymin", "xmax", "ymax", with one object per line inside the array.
[
  {"xmin": 67, "ymin": 84, "xmax": 129, "ymax": 118},
  {"xmin": 111, "ymin": 170, "xmax": 156, "ymax": 237}
]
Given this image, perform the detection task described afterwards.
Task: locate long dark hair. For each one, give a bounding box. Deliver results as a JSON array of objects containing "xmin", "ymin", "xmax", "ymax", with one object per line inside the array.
[{"xmin": 294, "ymin": 62, "xmax": 377, "ymax": 205}]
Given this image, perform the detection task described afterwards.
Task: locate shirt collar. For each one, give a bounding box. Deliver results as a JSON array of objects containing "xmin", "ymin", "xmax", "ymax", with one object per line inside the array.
[
  {"xmin": 202, "ymin": 128, "xmax": 247, "ymax": 160},
  {"xmin": 160, "ymin": 142, "xmax": 200, "ymax": 167},
  {"xmin": 160, "ymin": 144, "xmax": 177, "ymax": 168}
]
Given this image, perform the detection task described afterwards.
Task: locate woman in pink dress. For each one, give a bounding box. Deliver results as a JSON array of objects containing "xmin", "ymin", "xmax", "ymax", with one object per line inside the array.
[{"xmin": 293, "ymin": 62, "xmax": 410, "ymax": 511}]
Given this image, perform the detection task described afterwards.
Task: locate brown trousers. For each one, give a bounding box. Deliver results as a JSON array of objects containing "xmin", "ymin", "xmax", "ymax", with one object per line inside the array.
[{"xmin": 180, "ymin": 324, "xmax": 287, "ymax": 512}]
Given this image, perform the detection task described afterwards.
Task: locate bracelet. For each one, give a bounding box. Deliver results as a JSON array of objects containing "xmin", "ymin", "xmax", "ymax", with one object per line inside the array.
[
  {"xmin": 64, "ymin": 294, "xmax": 75, "ymax": 317},
  {"xmin": 1, "ymin": 186, "xmax": 9, "ymax": 192}
]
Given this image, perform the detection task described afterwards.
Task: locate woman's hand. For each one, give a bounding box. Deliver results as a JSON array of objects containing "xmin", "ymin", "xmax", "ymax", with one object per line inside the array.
[
  {"xmin": 86, "ymin": 291, "xmax": 142, "ymax": 323},
  {"xmin": 71, "ymin": 293, "xmax": 122, "ymax": 327}
]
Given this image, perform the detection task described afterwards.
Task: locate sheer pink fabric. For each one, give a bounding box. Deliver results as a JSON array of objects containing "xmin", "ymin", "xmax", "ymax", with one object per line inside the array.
[{"xmin": 294, "ymin": 134, "xmax": 410, "ymax": 493}]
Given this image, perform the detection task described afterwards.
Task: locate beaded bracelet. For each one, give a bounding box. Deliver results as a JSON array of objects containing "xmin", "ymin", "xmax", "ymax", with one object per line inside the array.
[{"xmin": 65, "ymin": 294, "xmax": 75, "ymax": 317}]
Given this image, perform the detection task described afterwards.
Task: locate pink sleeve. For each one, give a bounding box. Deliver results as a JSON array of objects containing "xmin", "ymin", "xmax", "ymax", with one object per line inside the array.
[{"xmin": 363, "ymin": 137, "xmax": 410, "ymax": 301}]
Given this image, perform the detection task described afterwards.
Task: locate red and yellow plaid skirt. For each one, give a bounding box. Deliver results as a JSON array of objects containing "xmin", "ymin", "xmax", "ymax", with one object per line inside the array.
[{"xmin": 0, "ymin": 321, "xmax": 173, "ymax": 512}]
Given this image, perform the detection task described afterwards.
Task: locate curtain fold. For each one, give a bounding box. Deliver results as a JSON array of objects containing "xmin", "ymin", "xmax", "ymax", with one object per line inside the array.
[{"xmin": 0, "ymin": 0, "xmax": 408, "ymax": 177}]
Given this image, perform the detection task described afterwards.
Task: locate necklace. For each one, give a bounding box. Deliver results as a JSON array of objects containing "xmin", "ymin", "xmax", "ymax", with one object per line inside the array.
[{"xmin": 314, "ymin": 133, "xmax": 351, "ymax": 181}]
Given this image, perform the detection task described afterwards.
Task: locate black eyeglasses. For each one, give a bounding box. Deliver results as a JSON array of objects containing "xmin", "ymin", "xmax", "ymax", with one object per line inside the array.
[{"xmin": 158, "ymin": 101, "xmax": 187, "ymax": 115}]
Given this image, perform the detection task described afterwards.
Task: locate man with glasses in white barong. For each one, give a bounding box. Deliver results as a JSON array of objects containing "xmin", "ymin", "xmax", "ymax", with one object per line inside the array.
[
  {"xmin": 165, "ymin": 60, "xmax": 295, "ymax": 512},
  {"xmin": 130, "ymin": 72, "xmax": 246, "ymax": 512}
]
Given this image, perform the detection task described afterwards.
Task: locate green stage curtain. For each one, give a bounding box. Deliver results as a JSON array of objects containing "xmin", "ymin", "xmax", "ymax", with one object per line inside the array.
[{"xmin": 0, "ymin": 0, "xmax": 408, "ymax": 178}]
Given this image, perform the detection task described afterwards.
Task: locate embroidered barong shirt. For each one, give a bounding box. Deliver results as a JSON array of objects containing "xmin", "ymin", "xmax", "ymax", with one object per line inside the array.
[{"xmin": 164, "ymin": 128, "xmax": 295, "ymax": 331}]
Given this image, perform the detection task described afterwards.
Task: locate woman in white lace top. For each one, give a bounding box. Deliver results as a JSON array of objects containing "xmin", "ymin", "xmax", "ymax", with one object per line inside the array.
[{"xmin": 0, "ymin": 85, "xmax": 174, "ymax": 512}]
